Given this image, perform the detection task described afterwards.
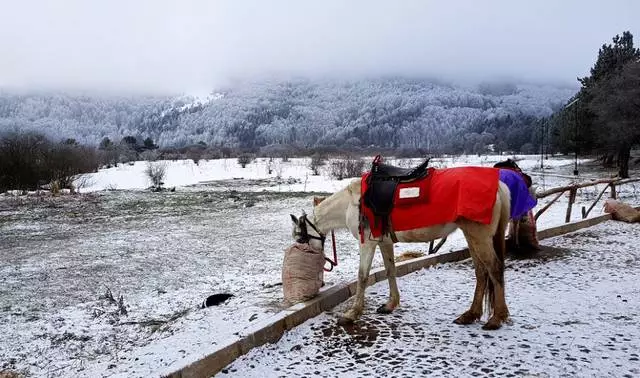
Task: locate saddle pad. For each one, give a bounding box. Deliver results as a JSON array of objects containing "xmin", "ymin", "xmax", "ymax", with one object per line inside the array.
[
  {"xmin": 498, "ymin": 169, "xmax": 538, "ymax": 219},
  {"xmin": 361, "ymin": 167, "xmax": 500, "ymax": 238}
]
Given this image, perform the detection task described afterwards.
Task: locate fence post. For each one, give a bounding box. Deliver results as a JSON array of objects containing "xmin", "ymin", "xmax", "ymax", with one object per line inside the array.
[
  {"xmin": 610, "ymin": 183, "xmax": 617, "ymax": 199},
  {"xmin": 565, "ymin": 187, "xmax": 577, "ymax": 223}
]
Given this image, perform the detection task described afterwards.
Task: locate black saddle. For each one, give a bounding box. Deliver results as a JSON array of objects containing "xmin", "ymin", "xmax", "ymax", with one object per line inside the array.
[
  {"xmin": 371, "ymin": 158, "xmax": 430, "ymax": 181},
  {"xmin": 363, "ymin": 155, "xmax": 430, "ymax": 235}
]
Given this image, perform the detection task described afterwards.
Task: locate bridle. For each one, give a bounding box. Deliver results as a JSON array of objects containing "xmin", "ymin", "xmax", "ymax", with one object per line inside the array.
[
  {"xmin": 295, "ymin": 213, "xmax": 338, "ymax": 272},
  {"xmin": 294, "ymin": 213, "xmax": 324, "ymax": 244}
]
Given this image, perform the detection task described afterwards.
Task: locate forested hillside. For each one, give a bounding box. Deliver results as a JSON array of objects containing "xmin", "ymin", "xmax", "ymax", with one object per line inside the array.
[{"xmin": 0, "ymin": 78, "xmax": 575, "ymax": 154}]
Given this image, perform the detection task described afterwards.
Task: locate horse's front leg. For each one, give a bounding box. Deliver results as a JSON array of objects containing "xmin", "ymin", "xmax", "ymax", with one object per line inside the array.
[
  {"xmin": 377, "ymin": 242, "xmax": 399, "ymax": 314},
  {"xmin": 339, "ymin": 242, "xmax": 376, "ymax": 325}
]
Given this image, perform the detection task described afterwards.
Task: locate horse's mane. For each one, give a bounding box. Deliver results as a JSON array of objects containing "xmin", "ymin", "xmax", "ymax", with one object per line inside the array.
[{"xmin": 347, "ymin": 178, "xmax": 361, "ymax": 197}]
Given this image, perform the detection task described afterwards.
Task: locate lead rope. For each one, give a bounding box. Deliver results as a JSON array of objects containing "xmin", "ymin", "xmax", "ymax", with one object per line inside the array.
[{"xmin": 324, "ymin": 230, "xmax": 338, "ymax": 272}]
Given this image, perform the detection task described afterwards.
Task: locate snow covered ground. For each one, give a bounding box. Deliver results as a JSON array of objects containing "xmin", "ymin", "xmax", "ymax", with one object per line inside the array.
[
  {"xmin": 221, "ymin": 221, "xmax": 640, "ymax": 378},
  {"xmin": 1, "ymin": 155, "xmax": 638, "ymax": 377}
]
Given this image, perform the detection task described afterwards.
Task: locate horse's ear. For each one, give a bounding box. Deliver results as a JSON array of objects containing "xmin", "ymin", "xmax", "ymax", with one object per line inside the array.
[
  {"xmin": 290, "ymin": 214, "xmax": 298, "ymax": 224},
  {"xmin": 313, "ymin": 196, "xmax": 326, "ymax": 206}
]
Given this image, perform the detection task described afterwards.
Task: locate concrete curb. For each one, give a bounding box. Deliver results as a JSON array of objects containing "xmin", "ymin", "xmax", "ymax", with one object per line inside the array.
[{"xmin": 163, "ymin": 214, "xmax": 615, "ymax": 378}]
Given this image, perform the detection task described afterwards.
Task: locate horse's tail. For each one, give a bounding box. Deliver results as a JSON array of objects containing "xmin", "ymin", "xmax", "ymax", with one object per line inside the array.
[
  {"xmin": 486, "ymin": 181, "xmax": 510, "ymax": 316},
  {"xmin": 493, "ymin": 181, "xmax": 510, "ymax": 263}
]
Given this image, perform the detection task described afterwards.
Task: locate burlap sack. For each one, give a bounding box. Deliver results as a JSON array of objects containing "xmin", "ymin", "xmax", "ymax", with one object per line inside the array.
[
  {"xmin": 282, "ymin": 243, "xmax": 325, "ymax": 305},
  {"xmin": 604, "ymin": 199, "xmax": 640, "ymax": 223}
]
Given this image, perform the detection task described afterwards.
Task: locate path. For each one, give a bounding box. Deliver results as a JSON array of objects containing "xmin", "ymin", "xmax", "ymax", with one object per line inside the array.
[{"xmin": 220, "ymin": 221, "xmax": 640, "ymax": 377}]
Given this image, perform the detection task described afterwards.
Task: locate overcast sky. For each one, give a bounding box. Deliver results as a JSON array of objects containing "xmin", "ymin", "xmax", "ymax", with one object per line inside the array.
[{"xmin": 0, "ymin": 0, "xmax": 638, "ymax": 94}]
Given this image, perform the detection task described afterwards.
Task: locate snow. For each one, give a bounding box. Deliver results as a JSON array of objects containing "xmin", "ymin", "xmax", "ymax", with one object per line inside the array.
[
  {"xmin": 79, "ymin": 154, "xmax": 595, "ymax": 195},
  {"xmin": 1, "ymin": 154, "xmax": 638, "ymax": 377},
  {"xmin": 220, "ymin": 221, "xmax": 640, "ymax": 377},
  {"xmin": 79, "ymin": 158, "xmax": 348, "ymax": 194}
]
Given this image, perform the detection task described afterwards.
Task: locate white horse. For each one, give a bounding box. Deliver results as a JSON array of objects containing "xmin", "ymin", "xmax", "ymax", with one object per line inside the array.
[{"xmin": 290, "ymin": 177, "xmax": 511, "ymax": 330}]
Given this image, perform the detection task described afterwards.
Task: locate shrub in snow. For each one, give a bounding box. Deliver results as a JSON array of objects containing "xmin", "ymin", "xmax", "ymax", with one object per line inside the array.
[
  {"xmin": 237, "ymin": 154, "xmax": 254, "ymax": 168},
  {"xmin": 188, "ymin": 151, "xmax": 202, "ymax": 165},
  {"xmin": 329, "ymin": 157, "xmax": 365, "ymax": 180},
  {"xmin": 309, "ymin": 153, "xmax": 327, "ymax": 175},
  {"xmin": 145, "ymin": 162, "xmax": 166, "ymax": 190},
  {"xmin": 140, "ymin": 150, "xmax": 159, "ymax": 162}
]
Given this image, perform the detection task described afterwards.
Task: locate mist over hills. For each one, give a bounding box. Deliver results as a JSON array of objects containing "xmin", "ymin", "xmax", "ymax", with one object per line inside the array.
[{"xmin": 0, "ymin": 77, "xmax": 576, "ymax": 154}]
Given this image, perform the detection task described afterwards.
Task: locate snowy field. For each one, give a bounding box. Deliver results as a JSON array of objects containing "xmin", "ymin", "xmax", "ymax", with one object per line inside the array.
[
  {"xmin": 1, "ymin": 155, "xmax": 639, "ymax": 377},
  {"xmin": 222, "ymin": 221, "xmax": 640, "ymax": 378}
]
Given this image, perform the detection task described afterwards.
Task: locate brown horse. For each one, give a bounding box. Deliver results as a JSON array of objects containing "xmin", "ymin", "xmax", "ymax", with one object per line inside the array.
[{"xmin": 291, "ymin": 176, "xmax": 511, "ymax": 330}]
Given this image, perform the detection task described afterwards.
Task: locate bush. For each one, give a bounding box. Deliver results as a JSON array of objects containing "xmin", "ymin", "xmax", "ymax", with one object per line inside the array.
[
  {"xmin": 46, "ymin": 142, "xmax": 99, "ymax": 190},
  {"xmin": 145, "ymin": 162, "xmax": 166, "ymax": 190},
  {"xmin": 139, "ymin": 150, "xmax": 160, "ymax": 162},
  {"xmin": 394, "ymin": 147, "xmax": 429, "ymax": 159},
  {"xmin": 520, "ymin": 143, "xmax": 535, "ymax": 155},
  {"xmin": 309, "ymin": 153, "xmax": 326, "ymax": 175},
  {"xmin": 201, "ymin": 148, "xmax": 223, "ymax": 160},
  {"xmin": 258, "ymin": 144, "xmax": 299, "ymax": 160},
  {"xmin": 329, "ymin": 156, "xmax": 365, "ymax": 180},
  {"xmin": 237, "ymin": 154, "xmax": 254, "ymax": 168}
]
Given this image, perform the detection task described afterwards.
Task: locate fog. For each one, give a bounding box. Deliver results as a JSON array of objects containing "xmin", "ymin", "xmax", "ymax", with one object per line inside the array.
[{"xmin": 0, "ymin": 0, "xmax": 638, "ymax": 94}]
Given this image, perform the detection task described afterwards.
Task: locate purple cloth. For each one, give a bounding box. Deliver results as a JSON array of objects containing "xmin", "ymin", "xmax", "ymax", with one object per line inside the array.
[{"xmin": 499, "ymin": 169, "xmax": 537, "ymax": 219}]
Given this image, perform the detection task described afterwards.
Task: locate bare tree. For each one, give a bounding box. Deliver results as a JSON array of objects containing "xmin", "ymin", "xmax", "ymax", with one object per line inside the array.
[
  {"xmin": 186, "ymin": 147, "xmax": 203, "ymax": 165},
  {"xmin": 237, "ymin": 154, "xmax": 254, "ymax": 168},
  {"xmin": 46, "ymin": 142, "xmax": 99, "ymax": 190},
  {"xmin": 309, "ymin": 153, "xmax": 326, "ymax": 175},
  {"xmin": 145, "ymin": 162, "xmax": 167, "ymax": 190}
]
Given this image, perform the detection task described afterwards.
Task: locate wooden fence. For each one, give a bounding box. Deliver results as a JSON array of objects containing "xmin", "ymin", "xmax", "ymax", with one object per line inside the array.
[{"xmin": 534, "ymin": 177, "xmax": 640, "ymax": 223}]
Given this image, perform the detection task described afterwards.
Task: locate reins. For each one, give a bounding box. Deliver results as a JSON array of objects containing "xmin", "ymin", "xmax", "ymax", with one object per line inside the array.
[
  {"xmin": 297, "ymin": 214, "xmax": 338, "ymax": 272},
  {"xmin": 324, "ymin": 230, "xmax": 338, "ymax": 272}
]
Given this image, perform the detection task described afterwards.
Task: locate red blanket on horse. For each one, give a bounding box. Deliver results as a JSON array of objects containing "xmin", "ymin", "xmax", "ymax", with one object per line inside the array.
[{"xmin": 361, "ymin": 167, "xmax": 500, "ymax": 238}]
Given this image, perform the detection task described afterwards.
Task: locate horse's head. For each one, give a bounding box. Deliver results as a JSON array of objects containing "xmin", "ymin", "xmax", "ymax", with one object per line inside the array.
[
  {"xmin": 493, "ymin": 158, "xmax": 521, "ymax": 171},
  {"xmin": 494, "ymin": 159, "xmax": 532, "ymax": 188},
  {"xmin": 289, "ymin": 186, "xmax": 357, "ymax": 251},
  {"xmin": 290, "ymin": 211, "xmax": 326, "ymax": 251}
]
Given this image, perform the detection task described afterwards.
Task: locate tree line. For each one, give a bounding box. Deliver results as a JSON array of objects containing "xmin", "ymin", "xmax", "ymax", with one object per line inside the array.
[
  {"xmin": 0, "ymin": 133, "xmax": 98, "ymax": 192},
  {"xmin": 549, "ymin": 31, "xmax": 640, "ymax": 178}
]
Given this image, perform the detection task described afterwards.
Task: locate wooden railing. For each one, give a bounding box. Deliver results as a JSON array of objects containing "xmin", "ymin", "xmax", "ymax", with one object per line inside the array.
[{"xmin": 534, "ymin": 177, "xmax": 640, "ymax": 223}]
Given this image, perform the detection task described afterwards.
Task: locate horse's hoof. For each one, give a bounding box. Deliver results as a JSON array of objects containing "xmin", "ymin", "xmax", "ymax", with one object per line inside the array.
[
  {"xmin": 376, "ymin": 304, "xmax": 394, "ymax": 314},
  {"xmin": 482, "ymin": 317, "xmax": 503, "ymax": 330},
  {"xmin": 453, "ymin": 311, "xmax": 480, "ymax": 325},
  {"xmin": 337, "ymin": 316, "xmax": 355, "ymax": 326}
]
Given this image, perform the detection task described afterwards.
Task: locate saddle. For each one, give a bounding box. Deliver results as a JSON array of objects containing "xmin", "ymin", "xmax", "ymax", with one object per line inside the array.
[{"xmin": 362, "ymin": 155, "xmax": 430, "ymax": 235}]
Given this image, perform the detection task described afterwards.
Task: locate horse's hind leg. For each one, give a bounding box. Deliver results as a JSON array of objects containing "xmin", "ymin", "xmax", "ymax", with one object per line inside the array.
[
  {"xmin": 339, "ymin": 242, "xmax": 376, "ymax": 325},
  {"xmin": 453, "ymin": 256, "xmax": 487, "ymax": 325},
  {"xmin": 474, "ymin": 237, "xmax": 508, "ymax": 330},
  {"xmin": 459, "ymin": 225, "xmax": 509, "ymax": 330},
  {"xmin": 377, "ymin": 242, "xmax": 400, "ymax": 314}
]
